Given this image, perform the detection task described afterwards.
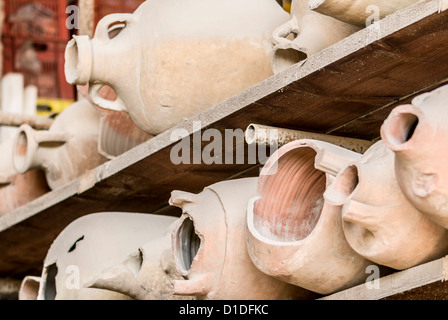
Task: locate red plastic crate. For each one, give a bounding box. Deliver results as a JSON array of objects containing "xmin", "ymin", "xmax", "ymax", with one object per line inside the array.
[
  {"xmin": 3, "ymin": 35, "xmax": 74, "ymax": 100},
  {"xmin": 2, "ymin": 1, "xmax": 74, "ymax": 100},
  {"xmin": 3, "ymin": 0, "xmax": 70, "ymax": 42},
  {"xmin": 2, "ymin": 0, "xmax": 145, "ymax": 101}
]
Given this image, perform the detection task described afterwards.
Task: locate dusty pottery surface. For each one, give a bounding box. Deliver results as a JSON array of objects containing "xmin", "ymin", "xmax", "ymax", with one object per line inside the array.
[
  {"xmin": 308, "ymin": 0, "xmax": 420, "ymax": 27},
  {"xmin": 381, "ymin": 84, "xmax": 448, "ymax": 230},
  {"xmin": 87, "ymin": 222, "xmax": 193, "ymax": 300},
  {"xmin": 325, "ymin": 141, "xmax": 448, "ymax": 270},
  {"xmin": 65, "ymin": 0, "xmax": 289, "ymax": 135},
  {"xmin": 169, "ymin": 178, "xmax": 315, "ymax": 300},
  {"xmin": 0, "ymin": 138, "xmax": 49, "ymax": 216},
  {"xmin": 245, "ymin": 139, "xmax": 375, "ymax": 295},
  {"xmin": 37, "ymin": 212, "xmax": 178, "ymax": 300},
  {"xmin": 77, "ymin": 84, "xmax": 153, "ymax": 159},
  {"xmin": 271, "ymin": 0, "xmax": 359, "ymax": 73},
  {"xmin": 12, "ymin": 99, "xmax": 107, "ymax": 190}
]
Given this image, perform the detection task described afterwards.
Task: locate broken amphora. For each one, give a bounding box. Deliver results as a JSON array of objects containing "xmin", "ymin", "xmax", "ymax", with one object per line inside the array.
[
  {"xmin": 86, "ymin": 220, "xmax": 194, "ymax": 300},
  {"xmin": 308, "ymin": 0, "xmax": 419, "ymax": 27},
  {"xmin": 37, "ymin": 212, "xmax": 179, "ymax": 300},
  {"xmin": 169, "ymin": 177, "xmax": 315, "ymax": 300},
  {"xmin": 381, "ymin": 84, "xmax": 448, "ymax": 230},
  {"xmin": 245, "ymin": 139, "xmax": 375, "ymax": 295},
  {"xmin": 271, "ymin": 0, "xmax": 359, "ymax": 73},
  {"xmin": 12, "ymin": 99, "xmax": 107, "ymax": 190},
  {"xmin": 324, "ymin": 140, "xmax": 448, "ymax": 270},
  {"xmin": 0, "ymin": 138, "xmax": 49, "ymax": 215},
  {"xmin": 64, "ymin": 0, "xmax": 289, "ymax": 135}
]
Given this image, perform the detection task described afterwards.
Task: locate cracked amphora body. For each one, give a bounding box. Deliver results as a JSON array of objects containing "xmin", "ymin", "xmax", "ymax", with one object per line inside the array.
[{"xmin": 37, "ymin": 212, "xmax": 180, "ymax": 300}]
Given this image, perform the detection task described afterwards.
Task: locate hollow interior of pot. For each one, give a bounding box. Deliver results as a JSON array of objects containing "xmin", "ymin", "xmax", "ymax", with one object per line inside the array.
[
  {"xmin": 386, "ymin": 112, "xmax": 419, "ymax": 147},
  {"xmin": 332, "ymin": 165, "xmax": 359, "ymax": 203},
  {"xmin": 254, "ymin": 147, "xmax": 326, "ymax": 242},
  {"xmin": 65, "ymin": 39, "xmax": 80, "ymax": 84},
  {"xmin": 13, "ymin": 130, "xmax": 29, "ymax": 172},
  {"xmin": 43, "ymin": 263, "xmax": 58, "ymax": 300},
  {"xmin": 176, "ymin": 217, "xmax": 201, "ymax": 273}
]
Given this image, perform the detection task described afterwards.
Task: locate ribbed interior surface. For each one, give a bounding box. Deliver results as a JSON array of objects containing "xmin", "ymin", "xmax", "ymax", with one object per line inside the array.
[
  {"xmin": 177, "ymin": 217, "xmax": 201, "ymax": 272},
  {"xmin": 254, "ymin": 147, "xmax": 326, "ymax": 242}
]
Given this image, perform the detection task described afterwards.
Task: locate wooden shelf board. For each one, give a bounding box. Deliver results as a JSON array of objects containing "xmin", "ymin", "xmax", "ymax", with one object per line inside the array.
[{"xmin": 321, "ymin": 256, "xmax": 448, "ymax": 300}]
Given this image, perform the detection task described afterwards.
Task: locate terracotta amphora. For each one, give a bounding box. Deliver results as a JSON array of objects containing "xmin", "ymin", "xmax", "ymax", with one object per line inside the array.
[
  {"xmin": 325, "ymin": 141, "xmax": 448, "ymax": 270},
  {"xmin": 271, "ymin": 0, "xmax": 359, "ymax": 73},
  {"xmin": 245, "ymin": 139, "xmax": 375, "ymax": 295},
  {"xmin": 64, "ymin": 0, "xmax": 289, "ymax": 135},
  {"xmin": 37, "ymin": 212, "xmax": 178, "ymax": 300},
  {"xmin": 12, "ymin": 99, "xmax": 107, "ymax": 190},
  {"xmin": 85, "ymin": 221, "xmax": 194, "ymax": 300},
  {"xmin": 0, "ymin": 138, "xmax": 49, "ymax": 215},
  {"xmin": 381, "ymin": 84, "xmax": 448, "ymax": 230},
  {"xmin": 169, "ymin": 178, "xmax": 316, "ymax": 300}
]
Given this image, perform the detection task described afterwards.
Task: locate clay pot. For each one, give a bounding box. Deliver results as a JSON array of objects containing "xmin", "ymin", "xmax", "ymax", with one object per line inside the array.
[
  {"xmin": 37, "ymin": 212, "xmax": 178, "ymax": 300},
  {"xmin": 64, "ymin": 0, "xmax": 289, "ymax": 135},
  {"xmin": 271, "ymin": 0, "xmax": 359, "ymax": 73},
  {"xmin": 245, "ymin": 139, "xmax": 374, "ymax": 295},
  {"xmin": 308, "ymin": 0, "xmax": 419, "ymax": 27},
  {"xmin": 169, "ymin": 178, "xmax": 315, "ymax": 300},
  {"xmin": 12, "ymin": 99, "xmax": 107, "ymax": 190},
  {"xmin": 325, "ymin": 141, "xmax": 448, "ymax": 270},
  {"xmin": 0, "ymin": 139, "xmax": 49, "ymax": 215},
  {"xmin": 381, "ymin": 84, "xmax": 448, "ymax": 230}
]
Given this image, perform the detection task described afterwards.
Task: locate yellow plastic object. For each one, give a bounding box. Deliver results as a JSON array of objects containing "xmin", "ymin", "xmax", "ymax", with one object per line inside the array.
[
  {"xmin": 283, "ymin": 0, "xmax": 291, "ymax": 12},
  {"xmin": 36, "ymin": 98, "xmax": 73, "ymax": 117}
]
